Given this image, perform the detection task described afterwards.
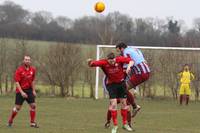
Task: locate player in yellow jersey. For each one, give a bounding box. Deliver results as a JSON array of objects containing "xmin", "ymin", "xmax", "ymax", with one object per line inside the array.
[{"xmin": 178, "ymin": 64, "xmax": 194, "ymax": 105}]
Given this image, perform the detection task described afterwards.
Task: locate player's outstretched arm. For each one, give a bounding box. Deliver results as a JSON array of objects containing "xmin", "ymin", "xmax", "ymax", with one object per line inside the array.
[
  {"xmin": 87, "ymin": 59, "xmax": 105, "ymax": 67},
  {"xmin": 87, "ymin": 58, "xmax": 93, "ymax": 67}
]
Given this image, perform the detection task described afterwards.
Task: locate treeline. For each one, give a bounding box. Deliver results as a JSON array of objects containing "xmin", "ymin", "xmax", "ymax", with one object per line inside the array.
[{"xmin": 1, "ymin": 1, "xmax": 200, "ymax": 47}]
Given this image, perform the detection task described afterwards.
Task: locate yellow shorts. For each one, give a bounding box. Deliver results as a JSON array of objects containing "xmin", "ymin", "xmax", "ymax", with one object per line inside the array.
[{"xmin": 179, "ymin": 83, "xmax": 191, "ymax": 95}]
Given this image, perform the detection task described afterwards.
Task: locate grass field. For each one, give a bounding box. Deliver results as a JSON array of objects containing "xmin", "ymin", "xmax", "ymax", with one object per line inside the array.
[{"xmin": 0, "ymin": 97, "xmax": 200, "ymax": 133}]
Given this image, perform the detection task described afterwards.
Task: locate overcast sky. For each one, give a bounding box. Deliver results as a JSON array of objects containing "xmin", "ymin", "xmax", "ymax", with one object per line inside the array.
[{"xmin": 0, "ymin": 0, "xmax": 200, "ymax": 28}]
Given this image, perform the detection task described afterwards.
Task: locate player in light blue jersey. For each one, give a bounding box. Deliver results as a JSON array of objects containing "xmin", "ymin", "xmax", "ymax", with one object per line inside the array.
[{"xmin": 116, "ymin": 42, "xmax": 150, "ymax": 90}]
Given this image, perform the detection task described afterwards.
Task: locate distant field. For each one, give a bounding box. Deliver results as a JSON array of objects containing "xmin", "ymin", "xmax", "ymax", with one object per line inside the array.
[{"xmin": 0, "ymin": 97, "xmax": 200, "ymax": 133}]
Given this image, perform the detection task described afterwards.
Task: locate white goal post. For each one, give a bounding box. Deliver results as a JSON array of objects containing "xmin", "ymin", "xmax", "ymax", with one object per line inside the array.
[{"xmin": 95, "ymin": 45, "xmax": 200, "ymax": 99}]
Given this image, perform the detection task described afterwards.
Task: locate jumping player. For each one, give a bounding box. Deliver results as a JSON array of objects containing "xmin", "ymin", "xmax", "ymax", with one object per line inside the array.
[{"xmin": 116, "ymin": 42, "xmax": 150, "ymax": 90}]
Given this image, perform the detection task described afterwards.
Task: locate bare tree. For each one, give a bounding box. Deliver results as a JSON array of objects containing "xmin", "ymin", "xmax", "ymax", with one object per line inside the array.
[{"xmin": 41, "ymin": 43, "xmax": 82, "ymax": 97}]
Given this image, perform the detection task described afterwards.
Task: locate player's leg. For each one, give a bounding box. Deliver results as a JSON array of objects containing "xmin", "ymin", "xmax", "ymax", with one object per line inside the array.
[
  {"xmin": 120, "ymin": 98, "xmax": 133, "ymax": 131},
  {"xmin": 26, "ymin": 89, "xmax": 39, "ymax": 128},
  {"xmin": 109, "ymin": 98, "xmax": 118, "ymax": 133},
  {"xmin": 28, "ymin": 103, "xmax": 39, "ymax": 128},
  {"xmin": 8, "ymin": 92, "xmax": 25, "ymax": 126},
  {"xmin": 107, "ymin": 84, "xmax": 118, "ymax": 133},
  {"xmin": 8, "ymin": 104, "xmax": 22, "ymax": 127},
  {"xmin": 105, "ymin": 110, "xmax": 111, "ymax": 128},
  {"xmin": 179, "ymin": 84, "xmax": 185, "ymax": 105},
  {"xmin": 126, "ymin": 73, "xmax": 150, "ymax": 90},
  {"xmin": 126, "ymin": 104, "xmax": 132, "ymax": 128},
  {"xmin": 105, "ymin": 99, "xmax": 121, "ymax": 128},
  {"xmin": 119, "ymin": 82, "xmax": 133, "ymax": 131},
  {"xmin": 185, "ymin": 84, "xmax": 191, "ymax": 105},
  {"xmin": 126, "ymin": 90, "xmax": 137, "ymax": 109},
  {"xmin": 126, "ymin": 90, "xmax": 141, "ymax": 118},
  {"xmin": 105, "ymin": 101, "xmax": 112, "ymax": 128}
]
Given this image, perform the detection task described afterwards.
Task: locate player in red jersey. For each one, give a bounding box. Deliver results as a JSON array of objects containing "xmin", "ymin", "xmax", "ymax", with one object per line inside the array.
[
  {"xmin": 88, "ymin": 52, "xmax": 134, "ymax": 133},
  {"xmin": 8, "ymin": 55, "xmax": 39, "ymax": 128},
  {"xmin": 103, "ymin": 76, "xmax": 139, "ymax": 129}
]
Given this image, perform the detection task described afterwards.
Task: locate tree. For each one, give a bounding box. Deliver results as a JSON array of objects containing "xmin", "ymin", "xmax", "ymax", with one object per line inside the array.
[{"xmin": 40, "ymin": 43, "xmax": 82, "ymax": 97}]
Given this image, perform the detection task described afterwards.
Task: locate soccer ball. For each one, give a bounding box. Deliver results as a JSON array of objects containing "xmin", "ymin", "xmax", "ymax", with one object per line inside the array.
[{"xmin": 94, "ymin": 1, "xmax": 105, "ymax": 13}]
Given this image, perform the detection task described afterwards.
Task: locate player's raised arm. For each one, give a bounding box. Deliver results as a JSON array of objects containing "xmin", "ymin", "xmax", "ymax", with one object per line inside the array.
[{"xmin": 87, "ymin": 58, "xmax": 106, "ymax": 67}]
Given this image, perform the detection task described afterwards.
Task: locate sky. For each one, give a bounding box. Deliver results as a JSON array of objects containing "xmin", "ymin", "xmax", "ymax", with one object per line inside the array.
[{"xmin": 0, "ymin": 0, "xmax": 200, "ymax": 28}]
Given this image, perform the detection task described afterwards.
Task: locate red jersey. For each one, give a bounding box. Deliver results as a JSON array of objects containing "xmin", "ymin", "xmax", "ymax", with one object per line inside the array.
[
  {"xmin": 90, "ymin": 56, "xmax": 131, "ymax": 84},
  {"xmin": 14, "ymin": 65, "xmax": 36, "ymax": 93}
]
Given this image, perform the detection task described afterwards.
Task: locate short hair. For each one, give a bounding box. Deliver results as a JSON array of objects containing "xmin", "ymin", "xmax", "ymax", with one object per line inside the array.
[
  {"xmin": 116, "ymin": 42, "xmax": 127, "ymax": 49},
  {"xmin": 107, "ymin": 52, "xmax": 115, "ymax": 59},
  {"xmin": 24, "ymin": 55, "xmax": 30, "ymax": 58}
]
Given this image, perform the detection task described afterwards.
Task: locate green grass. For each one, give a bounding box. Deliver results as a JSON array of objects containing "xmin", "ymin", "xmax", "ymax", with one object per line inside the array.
[{"xmin": 0, "ymin": 97, "xmax": 200, "ymax": 133}]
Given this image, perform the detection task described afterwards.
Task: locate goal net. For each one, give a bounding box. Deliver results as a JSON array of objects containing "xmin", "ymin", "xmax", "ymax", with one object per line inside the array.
[{"xmin": 95, "ymin": 45, "xmax": 200, "ymax": 100}]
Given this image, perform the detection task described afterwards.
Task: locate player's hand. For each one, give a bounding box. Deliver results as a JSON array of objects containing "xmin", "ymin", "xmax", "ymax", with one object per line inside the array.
[
  {"xmin": 33, "ymin": 90, "xmax": 37, "ymax": 97},
  {"xmin": 21, "ymin": 91, "xmax": 28, "ymax": 98},
  {"xmin": 87, "ymin": 58, "xmax": 93, "ymax": 66},
  {"xmin": 126, "ymin": 67, "xmax": 131, "ymax": 74}
]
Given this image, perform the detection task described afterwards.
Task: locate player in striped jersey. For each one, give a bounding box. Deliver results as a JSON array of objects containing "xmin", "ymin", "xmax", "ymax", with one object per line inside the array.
[
  {"xmin": 116, "ymin": 42, "xmax": 150, "ymax": 90},
  {"xmin": 116, "ymin": 42, "xmax": 150, "ymax": 118}
]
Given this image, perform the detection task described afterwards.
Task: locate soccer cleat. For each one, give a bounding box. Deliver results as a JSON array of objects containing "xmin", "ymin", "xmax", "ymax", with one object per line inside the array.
[
  {"xmin": 123, "ymin": 124, "xmax": 133, "ymax": 131},
  {"xmin": 7, "ymin": 122, "xmax": 12, "ymax": 127},
  {"xmin": 132, "ymin": 105, "xmax": 141, "ymax": 118},
  {"xmin": 30, "ymin": 122, "xmax": 39, "ymax": 128},
  {"xmin": 104, "ymin": 121, "xmax": 110, "ymax": 128},
  {"xmin": 128, "ymin": 122, "xmax": 132, "ymax": 128},
  {"xmin": 111, "ymin": 126, "xmax": 118, "ymax": 133}
]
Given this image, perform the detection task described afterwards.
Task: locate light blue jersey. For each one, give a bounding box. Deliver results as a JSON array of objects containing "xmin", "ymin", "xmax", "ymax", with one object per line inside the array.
[{"xmin": 123, "ymin": 47, "xmax": 145, "ymax": 65}]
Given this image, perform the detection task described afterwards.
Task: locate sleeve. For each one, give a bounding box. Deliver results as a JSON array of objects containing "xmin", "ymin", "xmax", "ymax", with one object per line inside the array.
[
  {"xmin": 116, "ymin": 56, "xmax": 132, "ymax": 64},
  {"xmin": 123, "ymin": 49, "xmax": 130, "ymax": 58},
  {"xmin": 14, "ymin": 68, "xmax": 21, "ymax": 82},
  {"xmin": 90, "ymin": 60, "xmax": 106, "ymax": 67},
  {"xmin": 123, "ymin": 48, "xmax": 137, "ymax": 62}
]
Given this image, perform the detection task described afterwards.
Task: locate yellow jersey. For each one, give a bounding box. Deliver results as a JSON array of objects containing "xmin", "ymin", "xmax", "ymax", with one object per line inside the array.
[{"xmin": 178, "ymin": 71, "xmax": 194, "ymax": 84}]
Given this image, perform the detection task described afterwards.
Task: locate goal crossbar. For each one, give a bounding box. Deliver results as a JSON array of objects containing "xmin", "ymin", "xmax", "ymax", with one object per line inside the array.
[{"xmin": 95, "ymin": 45, "xmax": 200, "ymax": 99}]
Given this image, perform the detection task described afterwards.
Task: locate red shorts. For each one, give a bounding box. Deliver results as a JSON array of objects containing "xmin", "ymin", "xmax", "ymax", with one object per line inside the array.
[{"xmin": 128, "ymin": 72, "xmax": 150, "ymax": 87}]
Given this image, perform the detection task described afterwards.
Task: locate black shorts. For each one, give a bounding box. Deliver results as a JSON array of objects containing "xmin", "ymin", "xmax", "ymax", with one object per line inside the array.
[
  {"xmin": 15, "ymin": 88, "xmax": 35, "ymax": 105},
  {"xmin": 107, "ymin": 81, "xmax": 127, "ymax": 99}
]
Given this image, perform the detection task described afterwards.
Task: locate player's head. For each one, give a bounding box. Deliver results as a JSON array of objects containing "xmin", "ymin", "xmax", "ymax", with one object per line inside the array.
[
  {"xmin": 23, "ymin": 55, "xmax": 31, "ymax": 67},
  {"xmin": 183, "ymin": 64, "xmax": 189, "ymax": 71},
  {"xmin": 107, "ymin": 52, "xmax": 115, "ymax": 65},
  {"xmin": 116, "ymin": 42, "xmax": 127, "ymax": 53}
]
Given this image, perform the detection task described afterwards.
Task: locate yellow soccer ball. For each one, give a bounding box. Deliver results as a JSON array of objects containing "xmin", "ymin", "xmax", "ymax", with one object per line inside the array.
[{"xmin": 94, "ymin": 1, "xmax": 105, "ymax": 13}]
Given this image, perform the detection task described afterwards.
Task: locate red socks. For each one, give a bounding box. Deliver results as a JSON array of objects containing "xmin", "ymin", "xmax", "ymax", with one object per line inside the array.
[
  {"xmin": 111, "ymin": 110, "xmax": 118, "ymax": 126},
  {"xmin": 8, "ymin": 106, "xmax": 36, "ymax": 124},
  {"xmin": 121, "ymin": 109, "xmax": 128, "ymax": 125},
  {"xmin": 8, "ymin": 108, "xmax": 18, "ymax": 123},
  {"xmin": 30, "ymin": 108, "xmax": 36, "ymax": 123}
]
